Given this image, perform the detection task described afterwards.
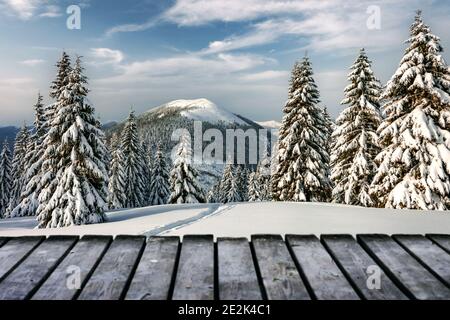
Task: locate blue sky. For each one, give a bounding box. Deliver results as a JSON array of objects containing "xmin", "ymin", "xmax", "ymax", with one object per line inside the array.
[{"xmin": 0, "ymin": 0, "xmax": 449, "ymax": 126}]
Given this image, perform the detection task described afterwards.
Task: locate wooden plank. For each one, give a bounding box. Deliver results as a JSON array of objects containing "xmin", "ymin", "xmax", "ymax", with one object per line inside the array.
[
  {"xmin": 172, "ymin": 235, "xmax": 214, "ymax": 300},
  {"xmin": 217, "ymin": 238, "xmax": 262, "ymax": 300},
  {"xmin": 286, "ymin": 235, "xmax": 359, "ymax": 300},
  {"xmin": 394, "ymin": 235, "xmax": 450, "ymax": 287},
  {"xmin": 32, "ymin": 236, "xmax": 112, "ymax": 300},
  {"xmin": 358, "ymin": 234, "xmax": 450, "ymax": 300},
  {"xmin": 0, "ymin": 236, "xmax": 78, "ymax": 300},
  {"xmin": 0, "ymin": 236, "xmax": 45, "ymax": 282},
  {"xmin": 427, "ymin": 234, "xmax": 450, "ymax": 254},
  {"xmin": 0, "ymin": 237, "xmax": 10, "ymax": 248},
  {"xmin": 125, "ymin": 237, "xmax": 180, "ymax": 300},
  {"xmin": 78, "ymin": 235, "xmax": 145, "ymax": 300},
  {"xmin": 321, "ymin": 235, "xmax": 406, "ymax": 300},
  {"xmin": 251, "ymin": 235, "xmax": 310, "ymax": 300}
]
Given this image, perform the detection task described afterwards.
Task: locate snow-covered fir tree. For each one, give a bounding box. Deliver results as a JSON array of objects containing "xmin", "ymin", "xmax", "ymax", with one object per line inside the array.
[
  {"xmin": 36, "ymin": 56, "xmax": 109, "ymax": 228},
  {"xmin": 323, "ymin": 107, "xmax": 335, "ymax": 156},
  {"xmin": 10, "ymin": 93, "xmax": 47, "ymax": 217},
  {"xmin": 235, "ymin": 165, "xmax": 249, "ymax": 201},
  {"xmin": 141, "ymin": 140, "xmax": 152, "ymax": 204},
  {"xmin": 331, "ymin": 48, "xmax": 383, "ymax": 207},
  {"xmin": 148, "ymin": 144, "xmax": 171, "ymax": 205},
  {"xmin": 248, "ymin": 170, "xmax": 261, "ymax": 201},
  {"xmin": 36, "ymin": 53, "xmax": 72, "ymax": 225},
  {"xmin": 0, "ymin": 140, "xmax": 12, "ymax": 217},
  {"xmin": 272, "ymin": 56, "xmax": 332, "ymax": 202},
  {"xmin": 207, "ymin": 182, "xmax": 221, "ymax": 203},
  {"xmin": 257, "ymin": 156, "xmax": 272, "ymax": 201},
  {"xmin": 107, "ymin": 133, "xmax": 126, "ymax": 209},
  {"xmin": 6, "ymin": 125, "xmax": 30, "ymax": 215},
  {"xmin": 169, "ymin": 133, "xmax": 205, "ymax": 204},
  {"xmin": 220, "ymin": 163, "xmax": 242, "ymax": 203},
  {"xmin": 121, "ymin": 111, "xmax": 147, "ymax": 208},
  {"xmin": 371, "ymin": 12, "xmax": 450, "ymax": 210}
]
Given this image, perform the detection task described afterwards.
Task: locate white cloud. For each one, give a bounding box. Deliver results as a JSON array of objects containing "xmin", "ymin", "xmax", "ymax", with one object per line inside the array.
[
  {"xmin": 90, "ymin": 48, "xmax": 125, "ymax": 65},
  {"xmin": 1, "ymin": 0, "xmax": 63, "ymax": 20},
  {"xmin": 39, "ymin": 4, "xmax": 61, "ymax": 18},
  {"xmin": 1, "ymin": 0, "xmax": 39, "ymax": 19},
  {"xmin": 19, "ymin": 59, "xmax": 45, "ymax": 66},
  {"xmin": 162, "ymin": 0, "xmax": 334, "ymax": 26},
  {"xmin": 240, "ymin": 70, "xmax": 288, "ymax": 82},
  {"xmin": 106, "ymin": 20, "xmax": 158, "ymax": 37}
]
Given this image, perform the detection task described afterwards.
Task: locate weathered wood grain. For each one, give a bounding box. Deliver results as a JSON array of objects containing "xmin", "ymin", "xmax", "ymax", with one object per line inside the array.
[
  {"xmin": 427, "ymin": 234, "xmax": 450, "ymax": 254},
  {"xmin": 32, "ymin": 236, "xmax": 112, "ymax": 300},
  {"xmin": 78, "ymin": 235, "xmax": 145, "ymax": 300},
  {"xmin": 358, "ymin": 234, "xmax": 450, "ymax": 300},
  {"xmin": 0, "ymin": 237, "xmax": 10, "ymax": 248},
  {"xmin": 321, "ymin": 235, "xmax": 406, "ymax": 300},
  {"xmin": 125, "ymin": 236, "xmax": 180, "ymax": 300},
  {"xmin": 0, "ymin": 236, "xmax": 78, "ymax": 300},
  {"xmin": 394, "ymin": 235, "xmax": 450, "ymax": 287},
  {"xmin": 286, "ymin": 235, "xmax": 359, "ymax": 300},
  {"xmin": 252, "ymin": 235, "xmax": 310, "ymax": 300},
  {"xmin": 0, "ymin": 236, "xmax": 44, "ymax": 282},
  {"xmin": 217, "ymin": 238, "xmax": 262, "ymax": 300},
  {"xmin": 172, "ymin": 235, "xmax": 214, "ymax": 300}
]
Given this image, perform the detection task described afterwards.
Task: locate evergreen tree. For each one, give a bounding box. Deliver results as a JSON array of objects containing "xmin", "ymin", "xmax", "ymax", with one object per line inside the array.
[
  {"xmin": 169, "ymin": 133, "xmax": 205, "ymax": 204},
  {"xmin": 371, "ymin": 12, "xmax": 450, "ymax": 210},
  {"xmin": 323, "ymin": 107, "xmax": 335, "ymax": 156},
  {"xmin": 121, "ymin": 111, "xmax": 146, "ymax": 208},
  {"xmin": 207, "ymin": 182, "xmax": 221, "ymax": 203},
  {"xmin": 235, "ymin": 165, "xmax": 249, "ymax": 201},
  {"xmin": 331, "ymin": 49, "xmax": 382, "ymax": 206},
  {"xmin": 36, "ymin": 52, "xmax": 73, "ymax": 224},
  {"xmin": 248, "ymin": 170, "xmax": 261, "ymax": 201},
  {"xmin": 220, "ymin": 163, "xmax": 242, "ymax": 203},
  {"xmin": 148, "ymin": 144, "xmax": 170, "ymax": 205},
  {"xmin": 108, "ymin": 134, "xmax": 126, "ymax": 209},
  {"xmin": 257, "ymin": 156, "xmax": 272, "ymax": 201},
  {"xmin": 36, "ymin": 56, "xmax": 108, "ymax": 228},
  {"xmin": 6, "ymin": 125, "xmax": 30, "ymax": 215},
  {"xmin": 10, "ymin": 93, "xmax": 47, "ymax": 217},
  {"xmin": 272, "ymin": 57, "xmax": 332, "ymax": 202},
  {"xmin": 0, "ymin": 140, "xmax": 12, "ymax": 217}
]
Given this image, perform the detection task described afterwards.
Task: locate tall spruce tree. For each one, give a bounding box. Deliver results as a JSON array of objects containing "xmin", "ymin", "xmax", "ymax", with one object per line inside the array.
[
  {"xmin": 108, "ymin": 134, "xmax": 126, "ymax": 209},
  {"xmin": 121, "ymin": 111, "xmax": 146, "ymax": 208},
  {"xmin": 257, "ymin": 156, "xmax": 272, "ymax": 201},
  {"xmin": 0, "ymin": 140, "xmax": 12, "ymax": 217},
  {"xmin": 371, "ymin": 12, "xmax": 450, "ymax": 210},
  {"xmin": 6, "ymin": 125, "xmax": 30, "ymax": 216},
  {"xmin": 10, "ymin": 93, "xmax": 47, "ymax": 217},
  {"xmin": 169, "ymin": 133, "xmax": 205, "ymax": 204},
  {"xmin": 331, "ymin": 49, "xmax": 382, "ymax": 206},
  {"xmin": 207, "ymin": 182, "xmax": 221, "ymax": 203},
  {"xmin": 148, "ymin": 144, "xmax": 170, "ymax": 205},
  {"xmin": 220, "ymin": 163, "xmax": 242, "ymax": 203},
  {"xmin": 272, "ymin": 56, "xmax": 332, "ymax": 202},
  {"xmin": 36, "ymin": 52, "xmax": 72, "ymax": 225},
  {"xmin": 36, "ymin": 56, "xmax": 108, "ymax": 228},
  {"xmin": 248, "ymin": 170, "xmax": 261, "ymax": 201}
]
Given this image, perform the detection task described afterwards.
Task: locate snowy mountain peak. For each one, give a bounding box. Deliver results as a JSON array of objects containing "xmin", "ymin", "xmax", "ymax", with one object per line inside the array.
[{"xmin": 146, "ymin": 98, "xmax": 248, "ymax": 125}]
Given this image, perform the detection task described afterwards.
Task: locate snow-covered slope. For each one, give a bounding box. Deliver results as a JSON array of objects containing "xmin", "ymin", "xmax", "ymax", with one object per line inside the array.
[
  {"xmin": 256, "ymin": 120, "xmax": 281, "ymax": 130},
  {"xmin": 1, "ymin": 202, "xmax": 449, "ymax": 238},
  {"xmin": 145, "ymin": 98, "xmax": 249, "ymax": 125}
]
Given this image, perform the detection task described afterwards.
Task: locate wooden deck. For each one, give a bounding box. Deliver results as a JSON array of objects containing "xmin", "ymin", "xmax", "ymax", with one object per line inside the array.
[{"xmin": 0, "ymin": 234, "xmax": 449, "ymax": 300}]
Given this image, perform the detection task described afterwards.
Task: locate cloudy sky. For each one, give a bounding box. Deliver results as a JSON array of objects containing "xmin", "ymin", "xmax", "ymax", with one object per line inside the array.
[{"xmin": 0, "ymin": 0, "xmax": 449, "ymax": 126}]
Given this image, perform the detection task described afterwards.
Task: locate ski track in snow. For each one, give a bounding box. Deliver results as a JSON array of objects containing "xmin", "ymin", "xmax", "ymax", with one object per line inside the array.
[{"xmin": 143, "ymin": 203, "xmax": 234, "ymax": 236}]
